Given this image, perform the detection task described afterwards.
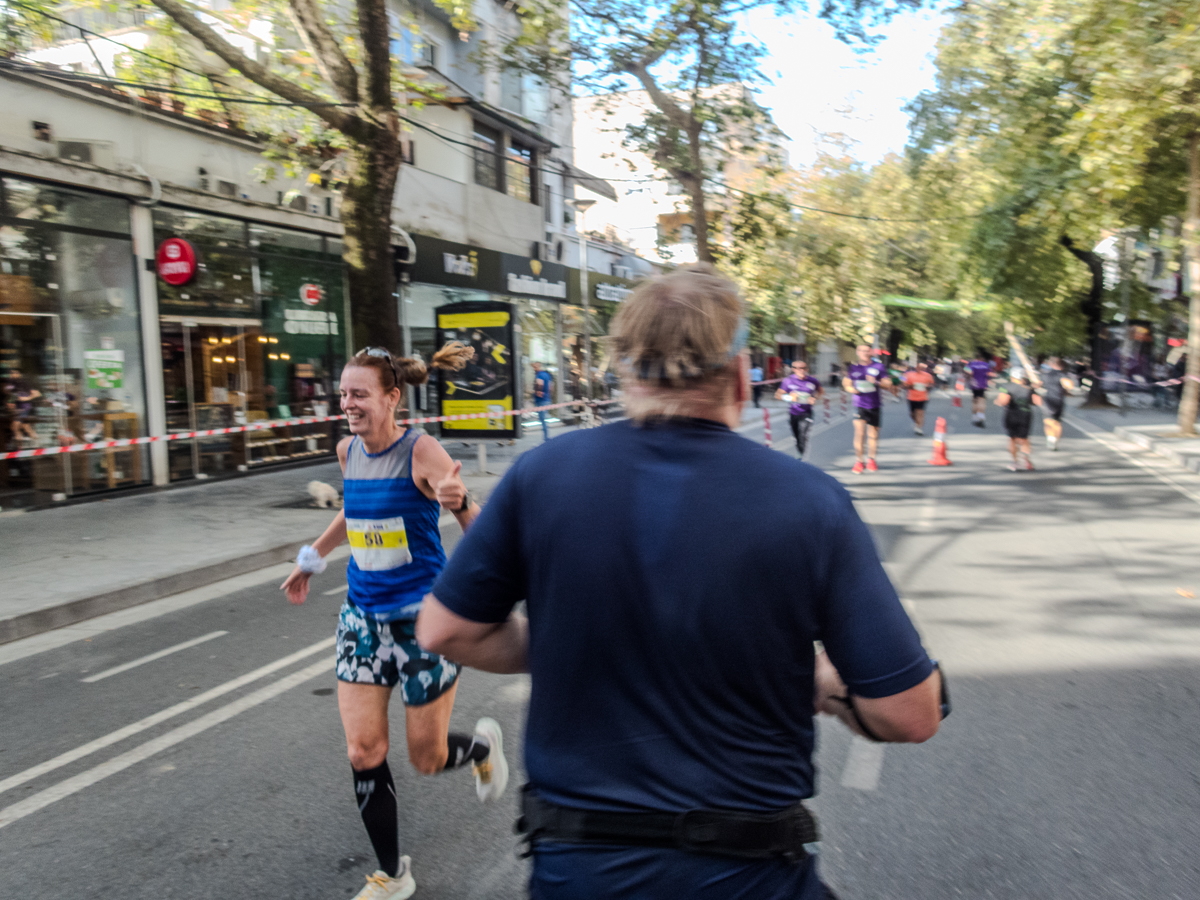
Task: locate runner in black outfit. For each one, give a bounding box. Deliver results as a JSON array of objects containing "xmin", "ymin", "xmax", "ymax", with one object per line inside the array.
[{"xmin": 995, "ymin": 368, "xmax": 1042, "ymax": 470}]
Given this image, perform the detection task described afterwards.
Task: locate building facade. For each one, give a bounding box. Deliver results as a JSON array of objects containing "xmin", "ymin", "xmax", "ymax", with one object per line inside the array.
[{"xmin": 0, "ymin": 6, "xmax": 652, "ymax": 510}]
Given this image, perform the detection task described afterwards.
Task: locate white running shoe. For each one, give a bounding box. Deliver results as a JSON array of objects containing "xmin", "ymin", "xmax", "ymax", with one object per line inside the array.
[
  {"xmin": 472, "ymin": 717, "xmax": 509, "ymax": 803},
  {"xmin": 352, "ymin": 857, "xmax": 415, "ymax": 900}
]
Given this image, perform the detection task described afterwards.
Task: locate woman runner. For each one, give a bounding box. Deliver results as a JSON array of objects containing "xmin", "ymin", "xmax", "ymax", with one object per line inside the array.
[
  {"xmin": 994, "ymin": 368, "xmax": 1042, "ymax": 471},
  {"xmin": 281, "ymin": 343, "xmax": 508, "ymax": 900}
]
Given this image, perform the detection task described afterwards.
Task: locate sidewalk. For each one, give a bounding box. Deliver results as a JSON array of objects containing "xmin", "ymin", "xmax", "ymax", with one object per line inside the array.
[
  {"xmin": 1067, "ymin": 402, "xmax": 1200, "ymax": 473},
  {"xmin": 0, "ymin": 418, "xmax": 563, "ymax": 644},
  {"xmin": 0, "ymin": 399, "xmax": 804, "ymax": 644}
]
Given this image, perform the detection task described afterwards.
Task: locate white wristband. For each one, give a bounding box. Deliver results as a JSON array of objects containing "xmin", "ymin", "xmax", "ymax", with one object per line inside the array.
[{"xmin": 296, "ymin": 545, "xmax": 327, "ymax": 574}]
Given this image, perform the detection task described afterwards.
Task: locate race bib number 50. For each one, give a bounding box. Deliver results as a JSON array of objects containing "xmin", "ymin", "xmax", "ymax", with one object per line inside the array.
[{"xmin": 346, "ymin": 517, "xmax": 412, "ymax": 571}]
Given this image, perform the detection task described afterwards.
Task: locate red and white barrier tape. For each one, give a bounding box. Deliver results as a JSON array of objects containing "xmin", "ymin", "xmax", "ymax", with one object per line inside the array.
[
  {"xmin": 762, "ymin": 407, "xmax": 772, "ymax": 446},
  {"xmin": 0, "ymin": 398, "xmax": 623, "ymax": 461}
]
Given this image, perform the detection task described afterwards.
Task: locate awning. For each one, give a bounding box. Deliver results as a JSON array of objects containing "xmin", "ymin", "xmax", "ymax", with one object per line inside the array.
[{"xmin": 560, "ymin": 160, "xmax": 618, "ymax": 201}]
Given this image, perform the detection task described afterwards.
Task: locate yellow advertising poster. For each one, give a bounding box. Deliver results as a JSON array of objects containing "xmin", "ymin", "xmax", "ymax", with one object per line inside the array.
[
  {"xmin": 441, "ymin": 397, "xmax": 514, "ymax": 431},
  {"xmin": 436, "ymin": 301, "xmax": 516, "ymax": 437},
  {"xmin": 438, "ymin": 311, "xmax": 510, "ymax": 329}
]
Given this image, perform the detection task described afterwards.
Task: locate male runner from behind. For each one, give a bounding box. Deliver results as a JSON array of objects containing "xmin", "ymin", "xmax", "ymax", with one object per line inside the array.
[
  {"xmin": 1041, "ymin": 356, "xmax": 1074, "ymax": 450},
  {"xmin": 775, "ymin": 358, "xmax": 823, "ymax": 457},
  {"xmin": 280, "ymin": 344, "xmax": 509, "ymax": 900},
  {"xmin": 416, "ymin": 264, "xmax": 946, "ymax": 900},
  {"xmin": 903, "ymin": 361, "xmax": 935, "ymax": 435},
  {"xmin": 844, "ymin": 344, "xmax": 895, "ymax": 473},
  {"xmin": 966, "ymin": 350, "xmax": 993, "ymax": 427}
]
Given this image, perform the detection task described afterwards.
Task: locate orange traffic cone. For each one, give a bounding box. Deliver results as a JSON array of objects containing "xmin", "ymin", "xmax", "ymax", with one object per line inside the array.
[
  {"xmin": 929, "ymin": 417, "xmax": 952, "ymax": 466},
  {"xmin": 952, "ymin": 379, "xmax": 964, "ymax": 408}
]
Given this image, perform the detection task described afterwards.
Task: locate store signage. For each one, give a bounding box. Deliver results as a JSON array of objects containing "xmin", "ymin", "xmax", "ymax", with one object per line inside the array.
[
  {"xmin": 284, "ymin": 308, "xmax": 338, "ymax": 335},
  {"xmin": 595, "ymin": 282, "xmax": 633, "ymax": 302},
  {"xmin": 444, "ymin": 252, "xmax": 478, "ymax": 277},
  {"xmin": 506, "ymin": 258, "xmax": 567, "ymax": 299},
  {"xmin": 299, "ymin": 283, "xmax": 324, "ymax": 306},
  {"xmin": 156, "ymin": 238, "xmax": 197, "ymax": 285}
]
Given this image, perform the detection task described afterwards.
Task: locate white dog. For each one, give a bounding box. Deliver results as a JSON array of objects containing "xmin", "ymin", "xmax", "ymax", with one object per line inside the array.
[{"xmin": 307, "ymin": 480, "xmax": 342, "ymax": 509}]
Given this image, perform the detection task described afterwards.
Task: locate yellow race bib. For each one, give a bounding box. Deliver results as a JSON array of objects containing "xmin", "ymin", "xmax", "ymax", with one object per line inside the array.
[{"xmin": 346, "ymin": 517, "xmax": 412, "ymax": 571}]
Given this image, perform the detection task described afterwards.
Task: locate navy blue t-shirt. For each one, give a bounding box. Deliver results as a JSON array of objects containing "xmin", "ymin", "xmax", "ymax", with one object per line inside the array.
[{"xmin": 432, "ymin": 418, "xmax": 932, "ymax": 899}]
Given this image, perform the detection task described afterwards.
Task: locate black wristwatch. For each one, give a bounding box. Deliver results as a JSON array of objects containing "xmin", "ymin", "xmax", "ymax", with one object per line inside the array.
[{"xmin": 456, "ymin": 492, "xmax": 471, "ymax": 513}]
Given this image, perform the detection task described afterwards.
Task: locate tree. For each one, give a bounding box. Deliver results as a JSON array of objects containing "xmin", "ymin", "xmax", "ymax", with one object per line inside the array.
[
  {"xmin": 907, "ymin": 0, "xmax": 1200, "ymax": 426},
  {"xmin": 1053, "ymin": 0, "xmax": 1200, "ymax": 431},
  {"xmin": 144, "ymin": 0, "xmax": 426, "ymax": 350},
  {"xmin": 514, "ymin": 0, "xmax": 925, "ymax": 264}
]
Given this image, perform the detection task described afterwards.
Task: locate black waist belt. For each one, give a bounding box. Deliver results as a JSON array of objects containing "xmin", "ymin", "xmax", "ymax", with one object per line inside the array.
[{"xmin": 517, "ymin": 786, "xmax": 818, "ymax": 863}]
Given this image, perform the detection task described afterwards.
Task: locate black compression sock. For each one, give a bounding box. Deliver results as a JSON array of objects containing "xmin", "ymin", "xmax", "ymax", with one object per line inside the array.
[
  {"xmin": 353, "ymin": 761, "xmax": 398, "ymax": 877},
  {"xmin": 444, "ymin": 732, "xmax": 490, "ymax": 770}
]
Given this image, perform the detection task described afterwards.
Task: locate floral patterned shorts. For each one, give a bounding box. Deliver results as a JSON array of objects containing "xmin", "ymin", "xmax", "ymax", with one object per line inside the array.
[{"xmin": 335, "ymin": 599, "xmax": 460, "ymax": 706}]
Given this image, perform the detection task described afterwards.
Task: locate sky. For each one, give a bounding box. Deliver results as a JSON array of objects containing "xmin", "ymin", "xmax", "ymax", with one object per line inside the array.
[{"xmin": 740, "ymin": 6, "xmax": 948, "ymax": 168}]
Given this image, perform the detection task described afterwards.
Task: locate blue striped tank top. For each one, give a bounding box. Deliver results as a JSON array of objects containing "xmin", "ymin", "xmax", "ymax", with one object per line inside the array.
[{"xmin": 343, "ymin": 429, "xmax": 446, "ymax": 621}]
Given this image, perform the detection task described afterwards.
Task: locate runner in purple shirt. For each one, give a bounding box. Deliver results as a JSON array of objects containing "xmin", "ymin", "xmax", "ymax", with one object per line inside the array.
[
  {"xmin": 774, "ymin": 359, "xmax": 823, "ymax": 457},
  {"xmin": 843, "ymin": 344, "xmax": 896, "ymax": 473},
  {"xmin": 966, "ymin": 351, "xmax": 993, "ymax": 428}
]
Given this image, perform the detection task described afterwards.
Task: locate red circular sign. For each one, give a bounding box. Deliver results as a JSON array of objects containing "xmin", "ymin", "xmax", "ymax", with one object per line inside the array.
[
  {"xmin": 156, "ymin": 238, "xmax": 197, "ymax": 286},
  {"xmin": 300, "ymin": 283, "xmax": 323, "ymax": 306}
]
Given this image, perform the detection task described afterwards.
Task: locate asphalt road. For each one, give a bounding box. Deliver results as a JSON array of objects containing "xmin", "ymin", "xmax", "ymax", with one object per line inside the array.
[{"xmin": 3, "ymin": 392, "xmax": 1200, "ymax": 899}]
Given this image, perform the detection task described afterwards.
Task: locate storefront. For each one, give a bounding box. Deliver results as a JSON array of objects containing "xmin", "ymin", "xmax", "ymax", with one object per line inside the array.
[
  {"xmin": 400, "ymin": 234, "xmax": 640, "ymax": 420},
  {"xmin": 151, "ymin": 207, "xmax": 349, "ymax": 481},
  {"xmin": 1, "ymin": 176, "xmax": 639, "ymax": 508},
  {"xmin": 1, "ymin": 176, "xmax": 149, "ymax": 508}
]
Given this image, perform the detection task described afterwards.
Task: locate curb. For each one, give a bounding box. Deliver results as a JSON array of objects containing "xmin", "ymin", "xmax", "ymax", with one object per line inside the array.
[
  {"xmin": 1113, "ymin": 426, "xmax": 1200, "ymax": 474},
  {"xmin": 0, "ymin": 541, "xmax": 306, "ymax": 646}
]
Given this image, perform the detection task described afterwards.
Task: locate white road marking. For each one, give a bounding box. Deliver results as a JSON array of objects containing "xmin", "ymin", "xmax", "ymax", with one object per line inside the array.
[
  {"xmin": 0, "ymin": 657, "xmax": 332, "ymax": 830},
  {"xmin": 322, "ymin": 584, "xmax": 349, "ymax": 596},
  {"xmin": 81, "ymin": 631, "xmax": 228, "ymax": 683},
  {"xmin": 915, "ymin": 486, "xmax": 939, "ymax": 532},
  {"xmin": 1067, "ymin": 417, "xmax": 1200, "ymax": 507},
  {"xmin": 498, "ymin": 676, "xmax": 532, "ymax": 703},
  {"xmin": 0, "ymin": 545, "xmax": 350, "ymax": 669},
  {"xmin": 840, "ymin": 736, "xmax": 885, "ymax": 791},
  {"xmin": 0, "ymin": 637, "xmax": 334, "ymax": 799}
]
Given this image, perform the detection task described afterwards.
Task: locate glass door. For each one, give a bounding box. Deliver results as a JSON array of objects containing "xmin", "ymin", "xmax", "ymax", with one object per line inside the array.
[
  {"xmin": 1, "ymin": 311, "xmax": 71, "ymax": 507},
  {"xmin": 160, "ymin": 317, "xmax": 265, "ymax": 480}
]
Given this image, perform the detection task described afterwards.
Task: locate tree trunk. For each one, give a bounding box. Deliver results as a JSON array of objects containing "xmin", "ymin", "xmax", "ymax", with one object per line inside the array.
[
  {"xmin": 340, "ymin": 139, "xmax": 402, "ymax": 353},
  {"xmin": 686, "ymin": 125, "xmax": 712, "ymax": 263},
  {"xmin": 1177, "ymin": 130, "xmax": 1200, "ymax": 435},
  {"xmin": 1060, "ymin": 235, "xmax": 1112, "ymax": 407}
]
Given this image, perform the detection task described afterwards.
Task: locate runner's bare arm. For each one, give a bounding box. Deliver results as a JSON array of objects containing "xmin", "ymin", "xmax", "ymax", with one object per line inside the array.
[
  {"xmin": 416, "ymin": 593, "xmax": 528, "ymax": 674},
  {"xmin": 994, "ymin": 394, "xmax": 1011, "ymax": 407},
  {"xmin": 842, "ymin": 376, "xmax": 856, "ymax": 394},
  {"xmin": 280, "ymin": 436, "xmax": 353, "ymax": 604},
  {"xmin": 412, "ymin": 433, "xmax": 480, "ymax": 531},
  {"xmin": 815, "ymin": 650, "xmax": 941, "ymax": 743}
]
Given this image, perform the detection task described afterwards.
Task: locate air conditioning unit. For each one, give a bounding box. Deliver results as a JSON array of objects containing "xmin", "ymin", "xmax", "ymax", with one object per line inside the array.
[
  {"xmin": 217, "ymin": 180, "xmax": 238, "ymax": 198},
  {"xmin": 532, "ymin": 241, "xmax": 555, "ymax": 262},
  {"xmin": 56, "ymin": 140, "xmax": 114, "ymax": 169},
  {"xmin": 614, "ymin": 265, "xmax": 633, "ymax": 280}
]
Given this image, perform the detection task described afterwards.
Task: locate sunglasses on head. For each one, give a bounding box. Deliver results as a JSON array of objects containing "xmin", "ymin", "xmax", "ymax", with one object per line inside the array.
[{"xmin": 356, "ymin": 347, "xmax": 400, "ymax": 383}]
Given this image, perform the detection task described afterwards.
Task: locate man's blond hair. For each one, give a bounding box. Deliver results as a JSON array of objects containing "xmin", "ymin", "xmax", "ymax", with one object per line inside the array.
[{"xmin": 610, "ymin": 263, "xmax": 745, "ymax": 420}]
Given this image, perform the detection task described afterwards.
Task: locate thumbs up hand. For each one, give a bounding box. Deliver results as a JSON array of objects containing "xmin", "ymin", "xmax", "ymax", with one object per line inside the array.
[{"xmin": 436, "ymin": 460, "xmax": 467, "ymax": 511}]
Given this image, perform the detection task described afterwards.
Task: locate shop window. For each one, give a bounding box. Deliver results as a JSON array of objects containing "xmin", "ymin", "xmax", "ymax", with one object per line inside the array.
[
  {"xmin": 473, "ymin": 122, "xmax": 502, "ymax": 192},
  {"xmin": 507, "ymin": 142, "xmax": 535, "ymax": 204},
  {"xmin": 1, "ymin": 180, "xmax": 147, "ymax": 507},
  {"xmin": 152, "ymin": 207, "xmax": 254, "ymax": 316},
  {"xmin": 2, "ymin": 178, "xmax": 130, "ymax": 234}
]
